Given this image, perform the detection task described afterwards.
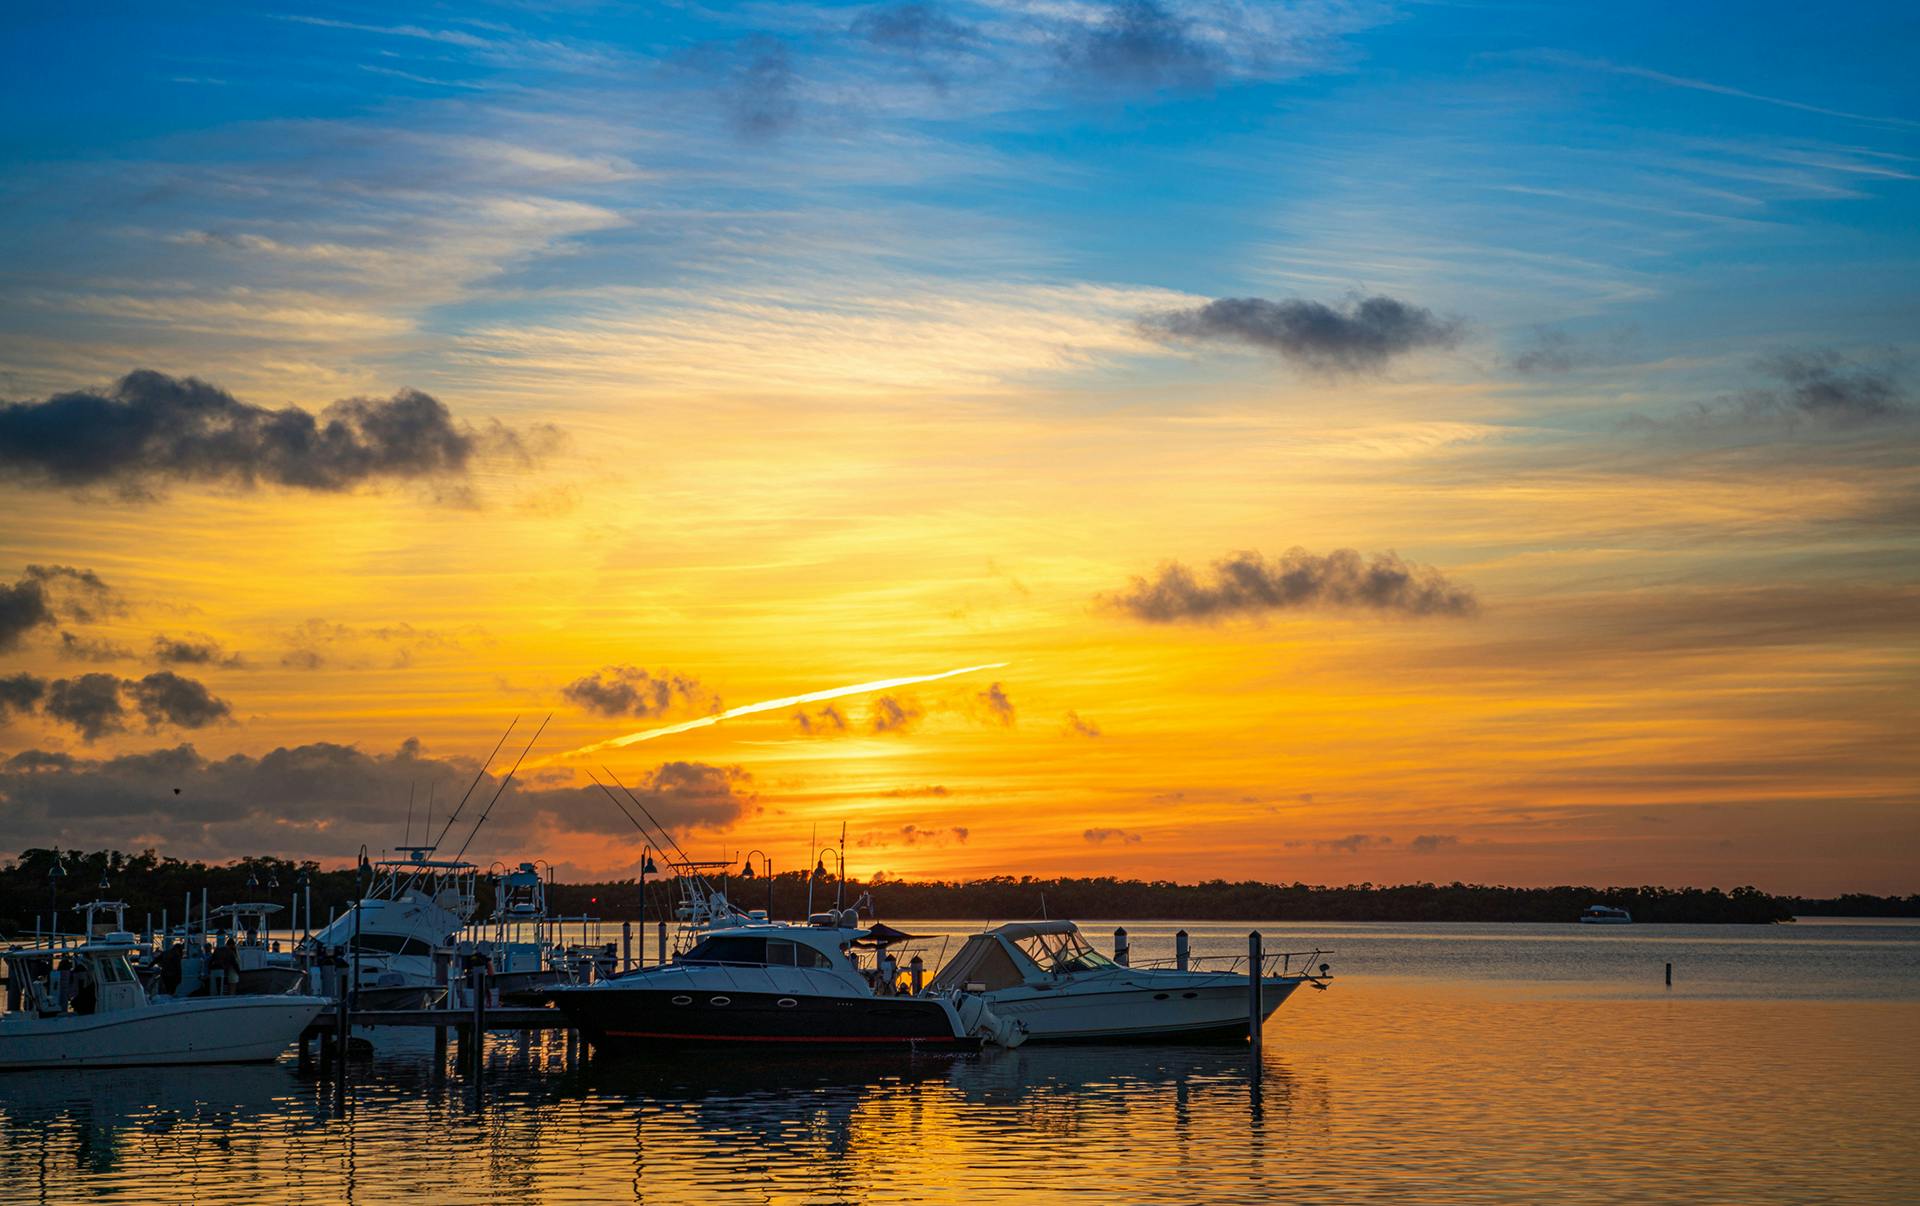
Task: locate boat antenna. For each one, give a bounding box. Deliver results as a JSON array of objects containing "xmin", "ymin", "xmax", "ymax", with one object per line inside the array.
[
  {"xmin": 451, "ymin": 714, "xmax": 550, "ymax": 863},
  {"xmin": 601, "ymin": 766, "xmax": 700, "ymax": 869},
  {"xmin": 430, "ymin": 715, "xmax": 520, "ymax": 853},
  {"xmin": 838, "ymin": 820, "xmax": 847, "ymax": 911},
  {"xmin": 404, "ymin": 782, "xmax": 416, "ymax": 848}
]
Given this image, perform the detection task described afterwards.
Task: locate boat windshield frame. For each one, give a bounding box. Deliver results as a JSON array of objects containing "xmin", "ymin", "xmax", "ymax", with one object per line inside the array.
[{"xmin": 1012, "ymin": 928, "xmax": 1118, "ymax": 976}]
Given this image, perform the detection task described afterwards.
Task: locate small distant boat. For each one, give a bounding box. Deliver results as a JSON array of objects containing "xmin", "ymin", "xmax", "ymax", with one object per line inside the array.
[
  {"xmin": 0, "ymin": 938, "xmax": 328, "ymax": 1070},
  {"xmin": 1578, "ymin": 904, "xmax": 1632, "ymax": 925}
]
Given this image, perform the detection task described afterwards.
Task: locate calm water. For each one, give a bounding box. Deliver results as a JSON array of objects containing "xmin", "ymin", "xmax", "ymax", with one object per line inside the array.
[{"xmin": 3, "ymin": 920, "xmax": 1916, "ymax": 1204}]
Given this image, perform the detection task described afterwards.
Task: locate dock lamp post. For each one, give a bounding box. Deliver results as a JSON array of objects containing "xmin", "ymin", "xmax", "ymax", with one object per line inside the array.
[
  {"xmin": 47, "ymin": 849, "xmax": 67, "ymax": 943},
  {"xmin": 738, "ymin": 850, "xmax": 773, "ymax": 917},
  {"xmin": 813, "ymin": 848, "xmax": 846, "ymax": 913},
  {"xmin": 296, "ymin": 870, "xmax": 311, "ymax": 942},
  {"xmin": 638, "ymin": 848, "xmax": 657, "ymax": 963},
  {"xmin": 268, "ymin": 871, "xmax": 280, "ymax": 949}
]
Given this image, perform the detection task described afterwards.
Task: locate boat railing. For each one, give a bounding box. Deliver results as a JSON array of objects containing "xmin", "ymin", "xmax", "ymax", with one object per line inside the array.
[{"xmin": 1126, "ymin": 948, "xmax": 1334, "ymax": 980}]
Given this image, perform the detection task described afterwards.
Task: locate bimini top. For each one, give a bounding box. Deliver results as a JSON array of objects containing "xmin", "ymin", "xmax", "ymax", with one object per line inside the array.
[{"xmin": 982, "ymin": 920, "xmax": 1079, "ymax": 941}]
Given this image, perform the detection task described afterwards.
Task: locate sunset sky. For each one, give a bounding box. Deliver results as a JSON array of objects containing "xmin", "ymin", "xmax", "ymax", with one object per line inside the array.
[{"xmin": 1, "ymin": 1, "xmax": 1915, "ymax": 895}]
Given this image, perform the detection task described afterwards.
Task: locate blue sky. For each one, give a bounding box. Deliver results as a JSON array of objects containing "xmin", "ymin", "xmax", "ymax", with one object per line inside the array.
[{"xmin": 0, "ymin": 2, "xmax": 1916, "ymax": 889}]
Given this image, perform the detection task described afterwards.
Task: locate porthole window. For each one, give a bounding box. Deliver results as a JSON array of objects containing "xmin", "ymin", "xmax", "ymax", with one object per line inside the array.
[
  {"xmin": 671, "ymin": 995, "xmax": 693, "ymax": 1006},
  {"xmin": 1181, "ymin": 992, "xmax": 1198, "ymax": 999},
  {"xmin": 1153, "ymin": 993, "xmax": 1169, "ymax": 1000},
  {"xmin": 777, "ymin": 998, "xmax": 798, "ymax": 1008},
  {"xmin": 710, "ymin": 995, "xmax": 731, "ymax": 1007}
]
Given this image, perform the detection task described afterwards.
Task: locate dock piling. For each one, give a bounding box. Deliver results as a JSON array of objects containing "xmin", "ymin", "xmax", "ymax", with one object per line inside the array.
[
  {"xmin": 1176, "ymin": 930, "xmax": 1190, "ymax": 972},
  {"xmin": 1113, "ymin": 927, "xmax": 1129, "ymax": 967},
  {"xmin": 468, "ymin": 966, "xmax": 487, "ymax": 1081},
  {"xmin": 1666, "ymin": 961, "xmax": 1673, "ymax": 988},
  {"xmin": 622, "ymin": 922, "xmax": 632, "ymax": 973},
  {"xmin": 657, "ymin": 920, "xmax": 668, "ymax": 967},
  {"xmin": 1248, "ymin": 931, "xmax": 1264, "ymax": 1055}
]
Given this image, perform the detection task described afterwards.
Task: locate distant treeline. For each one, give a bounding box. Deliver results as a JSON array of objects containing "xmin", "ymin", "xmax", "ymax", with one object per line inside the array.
[{"xmin": 5, "ymin": 850, "xmax": 1917, "ymax": 934}]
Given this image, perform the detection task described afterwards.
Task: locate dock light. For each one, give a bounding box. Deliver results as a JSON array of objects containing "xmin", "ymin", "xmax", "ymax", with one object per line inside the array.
[
  {"xmin": 98, "ymin": 870, "xmax": 111, "ymax": 891},
  {"xmin": 642, "ymin": 853, "xmax": 657, "ymax": 875},
  {"xmin": 739, "ymin": 859, "xmax": 755, "ymax": 879}
]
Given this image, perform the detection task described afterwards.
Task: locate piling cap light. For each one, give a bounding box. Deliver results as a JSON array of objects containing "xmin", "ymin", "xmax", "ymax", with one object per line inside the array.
[
  {"xmin": 739, "ymin": 859, "xmax": 756, "ymax": 879},
  {"xmin": 98, "ymin": 872, "xmax": 111, "ymax": 891},
  {"xmin": 48, "ymin": 853, "xmax": 67, "ymax": 881}
]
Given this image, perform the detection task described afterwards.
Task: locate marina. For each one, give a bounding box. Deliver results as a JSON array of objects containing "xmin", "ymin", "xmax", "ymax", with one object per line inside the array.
[{"xmin": 0, "ymin": 919, "xmax": 1913, "ymax": 1203}]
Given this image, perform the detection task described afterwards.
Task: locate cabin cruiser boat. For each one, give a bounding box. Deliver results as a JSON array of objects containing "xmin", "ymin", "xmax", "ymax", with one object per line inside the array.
[
  {"xmin": 1578, "ymin": 904, "xmax": 1632, "ymax": 925},
  {"xmin": 0, "ymin": 938, "xmax": 328, "ymax": 1070},
  {"xmin": 549, "ymin": 901, "xmax": 1022, "ymax": 1052},
  {"xmin": 926, "ymin": 921, "xmax": 1331, "ymax": 1043},
  {"xmin": 305, "ymin": 848, "xmax": 477, "ymax": 1009}
]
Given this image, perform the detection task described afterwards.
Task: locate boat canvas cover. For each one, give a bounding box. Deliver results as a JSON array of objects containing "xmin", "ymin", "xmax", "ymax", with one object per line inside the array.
[{"xmin": 927, "ymin": 934, "xmax": 1031, "ymax": 992}]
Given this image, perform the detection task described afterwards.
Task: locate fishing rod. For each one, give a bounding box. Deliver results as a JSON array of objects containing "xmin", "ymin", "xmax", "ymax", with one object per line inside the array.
[
  {"xmin": 450, "ymin": 713, "xmax": 550, "ymax": 863},
  {"xmin": 429, "ymin": 716, "xmax": 519, "ymax": 853},
  {"xmin": 602, "ymin": 765, "xmax": 703, "ymax": 871}
]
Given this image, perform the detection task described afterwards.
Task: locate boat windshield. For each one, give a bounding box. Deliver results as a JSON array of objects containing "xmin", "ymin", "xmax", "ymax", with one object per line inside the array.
[{"xmin": 1013, "ymin": 929, "xmax": 1117, "ymax": 974}]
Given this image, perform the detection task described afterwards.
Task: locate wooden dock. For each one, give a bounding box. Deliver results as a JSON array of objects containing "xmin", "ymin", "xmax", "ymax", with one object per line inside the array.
[{"xmin": 298, "ymin": 1006, "xmax": 568, "ymax": 1038}]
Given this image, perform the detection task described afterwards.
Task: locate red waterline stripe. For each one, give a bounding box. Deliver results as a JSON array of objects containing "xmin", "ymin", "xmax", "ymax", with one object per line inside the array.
[{"xmin": 603, "ymin": 1030, "xmax": 963, "ymax": 1044}]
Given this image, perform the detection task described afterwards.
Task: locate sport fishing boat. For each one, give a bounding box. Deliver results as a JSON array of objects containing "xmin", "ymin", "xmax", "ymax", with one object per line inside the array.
[
  {"xmin": 1578, "ymin": 904, "xmax": 1632, "ymax": 925},
  {"xmin": 548, "ymin": 901, "xmax": 1022, "ymax": 1052},
  {"xmin": 306, "ymin": 848, "xmax": 477, "ymax": 1009},
  {"xmin": 0, "ymin": 938, "xmax": 328, "ymax": 1070},
  {"xmin": 926, "ymin": 920, "xmax": 1331, "ymax": 1043},
  {"xmin": 208, "ymin": 903, "xmax": 308, "ymax": 995}
]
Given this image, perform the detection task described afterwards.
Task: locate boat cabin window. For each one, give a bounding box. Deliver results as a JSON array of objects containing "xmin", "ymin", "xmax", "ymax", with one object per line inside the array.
[
  {"xmin": 1014, "ymin": 930, "xmax": 1116, "ymax": 974},
  {"xmin": 682, "ymin": 935, "xmax": 836, "ymax": 968},
  {"xmin": 350, "ymin": 933, "xmax": 436, "ymax": 958}
]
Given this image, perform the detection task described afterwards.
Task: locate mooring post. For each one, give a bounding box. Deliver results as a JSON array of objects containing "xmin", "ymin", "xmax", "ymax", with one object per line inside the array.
[
  {"xmin": 622, "ymin": 921, "xmax": 633, "ymax": 973},
  {"xmin": 297, "ymin": 1031, "xmax": 313, "ymax": 1075},
  {"xmin": 1248, "ymin": 931, "xmax": 1264, "ymax": 1054},
  {"xmin": 1175, "ymin": 930, "xmax": 1190, "ymax": 972},
  {"xmin": 468, "ymin": 965, "xmax": 486, "ymax": 1081},
  {"xmin": 1666, "ymin": 961, "xmax": 1673, "ymax": 988},
  {"xmin": 433, "ymin": 949, "xmax": 451, "ymax": 1066},
  {"xmin": 909, "ymin": 954, "xmax": 925, "ymax": 995},
  {"xmin": 1113, "ymin": 927, "xmax": 1129, "ymax": 967},
  {"xmin": 657, "ymin": 919, "xmax": 668, "ymax": 966}
]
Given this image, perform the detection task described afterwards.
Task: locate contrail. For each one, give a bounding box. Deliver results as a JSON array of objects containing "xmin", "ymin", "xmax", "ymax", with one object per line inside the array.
[{"xmin": 551, "ymin": 662, "xmax": 1009, "ymax": 761}]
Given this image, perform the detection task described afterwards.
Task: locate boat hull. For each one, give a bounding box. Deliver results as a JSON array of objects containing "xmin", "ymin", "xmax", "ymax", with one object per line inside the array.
[
  {"xmin": 552, "ymin": 986, "xmax": 982, "ymax": 1052},
  {"xmin": 990, "ymin": 978, "xmax": 1303, "ymax": 1044},
  {"xmin": 0, "ymin": 995, "xmax": 329, "ymax": 1070}
]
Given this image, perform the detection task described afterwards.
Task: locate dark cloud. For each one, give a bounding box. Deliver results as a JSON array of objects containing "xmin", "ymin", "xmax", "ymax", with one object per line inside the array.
[
  {"xmin": 855, "ymin": 2, "xmax": 977, "ymax": 85},
  {"xmin": 60, "ymin": 631, "xmax": 136, "ymax": 662},
  {"xmin": 0, "ymin": 673, "xmax": 47, "ymax": 721},
  {"xmin": 43, "ymin": 673, "xmax": 128, "ymax": 742},
  {"xmin": 725, "ymin": 37, "xmax": 799, "ymax": 139},
  {"xmin": 880, "ymin": 785, "xmax": 950, "ymax": 798},
  {"xmin": 0, "ymin": 370, "xmax": 552, "ymax": 499},
  {"xmin": 858, "ymin": 823, "xmax": 970, "ymax": 848},
  {"xmin": 151, "ymin": 632, "xmax": 244, "ymax": 668},
  {"xmin": 1057, "ymin": 1, "xmax": 1215, "ymax": 91},
  {"xmin": 1320, "ymin": 833, "xmax": 1391, "ymax": 853},
  {"xmin": 1105, "ymin": 547, "xmax": 1480, "ymax": 623},
  {"xmin": 792, "ymin": 704, "xmax": 848, "ymax": 735},
  {"xmin": 0, "ymin": 565, "xmax": 116, "ymax": 653},
  {"xmin": 13, "ymin": 670, "xmax": 232, "ymax": 741},
  {"xmin": 1142, "ymin": 295, "xmax": 1465, "ymax": 373},
  {"xmin": 1740, "ymin": 350, "xmax": 1909, "ymax": 425},
  {"xmin": 1063, "ymin": 710, "xmax": 1101, "ymax": 739},
  {"xmin": 1508, "ymin": 326, "xmax": 1639, "ymax": 375},
  {"xmin": 0, "ymin": 741, "xmax": 751, "ymax": 861},
  {"xmin": 561, "ymin": 666, "xmax": 714, "ymax": 718},
  {"xmin": 1083, "ymin": 827, "xmax": 1142, "ymax": 844},
  {"xmin": 977, "ymin": 681, "xmax": 1015, "ymax": 726},
  {"xmin": 869, "ymin": 695, "xmax": 921, "ymax": 734},
  {"xmin": 127, "ymin": 670, "xmax": 233, "ymax": 731},
  {"xmin": 1409, "ymin": 833, "xmax": 1460, "ymax": 854}
]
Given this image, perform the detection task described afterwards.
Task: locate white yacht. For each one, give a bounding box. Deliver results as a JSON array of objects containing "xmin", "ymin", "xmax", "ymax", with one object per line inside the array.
[
  {"xmin": 927, "ymin": 921, "xmax": 1331, "ymax": 1043},
  {"xmin": 1578, "ymin": 904, "xmax": 1632, "ymax": 925},
  {"xmin": 0, "ymin": 938, "xmax": 328, "ymax": 1070},
  {"xmin": 306, "ymin": 848, "xmax": 477, "ymax": 1008},
  {"xmin": 549, "ymin": 902, "xmax": 1023, "ymax": 1052}
]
